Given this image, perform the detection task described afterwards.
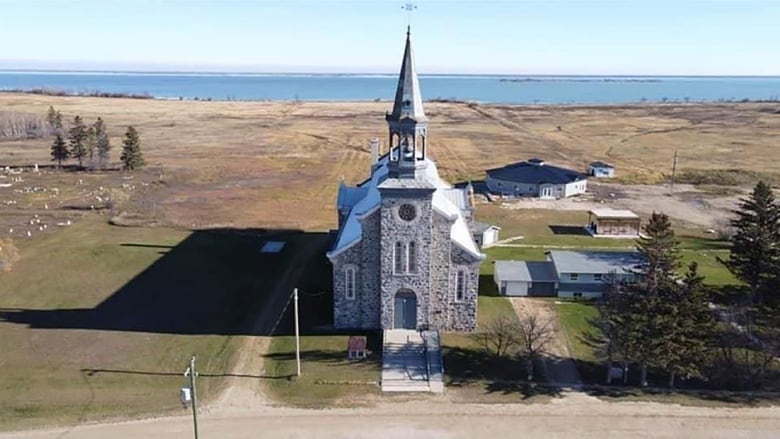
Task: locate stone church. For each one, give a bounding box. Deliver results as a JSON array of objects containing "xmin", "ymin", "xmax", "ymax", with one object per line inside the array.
[{"xmin": 326, "ymin": 29, "xmax": 484, "ymax": 332}]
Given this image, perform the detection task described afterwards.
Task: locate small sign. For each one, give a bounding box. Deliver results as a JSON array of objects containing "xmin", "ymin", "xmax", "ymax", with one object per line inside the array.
[{"xmin": 347, "ymin": 336, "xmax": 367, "ymax": 360}]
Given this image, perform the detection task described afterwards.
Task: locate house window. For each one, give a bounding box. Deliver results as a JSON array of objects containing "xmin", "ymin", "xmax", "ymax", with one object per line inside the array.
[
  {"xmin": 573, "ymin": 292, "xmax": 583, "ymax": 298},
  {"xmin": 407, "ymin": 241, "xmax": 417, "ymax": 273},
  {"xmin": 345, "ymin": 267, "xmax": 356, "ymax": 300},
  {"xmin": 594, "ymin": 273, "xmax": 602, "ymax": 281},
  {"xmin": 394, "ymin": 241, "xmax": 404, "ymax": 273},
  {"xmin": 570, "ymin": 273, "xmax": 579, "ymax": 281},
  {"xmin": 455, "ymin": 269, "xmax": 466, "ymax": 302}
]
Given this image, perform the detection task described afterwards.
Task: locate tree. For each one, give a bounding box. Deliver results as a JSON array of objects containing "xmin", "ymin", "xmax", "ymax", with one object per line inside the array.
[
  {"xmin": 84, "ymin": 125, "xmax": 97, "ymax": 169},
  {"xmin": 0, "ymin": 237, "xmax": 20, "ymax": 272},
  {"xmin": 94, "ymin": 117, "xmax": 111, "ymax": 170},
  {"xmin": 472, "ymin": 315, "xmax": 521, "ymax": 359},
  {"xmin": 722, "ymin": 181, "xmax": 780, "ymax": 306},
  {"xmin": 515, "ymin": 309, "xmax": 555, "ymax": 381},
  {"xmin": 68, "ymin": 115, "xmax": 88, "ymax": 169},
  {"xmin": 120, "ymin": 126, "xmax": 145, "ymax": 170},
  {"xmin": 657, "ymin": 262, "xmax": 716, "ymax": 388},
  {"xmin": 46, "ymin": 106, "xmax": 63, "ymax": 134},
  {"xmin": 50, "ymin": 134, "xmax": 69, "ymax": 168},
  {"xmin": 592, "ymin": 272, "xmax": 636, "ymax": 384},
  {"xmin": 627, "ymin": 212, "xmax": 682, "ymax": 386}
]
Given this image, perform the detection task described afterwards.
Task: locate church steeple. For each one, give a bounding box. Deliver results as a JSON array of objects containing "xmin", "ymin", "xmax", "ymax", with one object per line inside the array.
[
  {"xmin": 386, "ymin": 26, "xmax": 428, "ymax": 179},
  {"xmin": 389, "ymin": 26, "xmax": 427, "ymax": 123}
]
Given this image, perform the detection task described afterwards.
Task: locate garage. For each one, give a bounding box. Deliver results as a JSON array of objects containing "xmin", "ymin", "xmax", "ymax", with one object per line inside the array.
[{"xmin": 493, "ymin": 261, "xmax": 558, "ymax": 297}]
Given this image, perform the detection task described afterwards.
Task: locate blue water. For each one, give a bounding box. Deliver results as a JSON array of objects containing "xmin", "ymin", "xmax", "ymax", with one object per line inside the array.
[{"xmin": 1, "ymin": 71, "xmax": 779, "ymax": 104}]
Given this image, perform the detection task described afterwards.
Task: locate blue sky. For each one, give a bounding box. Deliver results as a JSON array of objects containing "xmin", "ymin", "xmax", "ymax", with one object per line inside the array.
[{"xmin": 0, "ymin": 0, "xmax": 778, "ymax": 75}]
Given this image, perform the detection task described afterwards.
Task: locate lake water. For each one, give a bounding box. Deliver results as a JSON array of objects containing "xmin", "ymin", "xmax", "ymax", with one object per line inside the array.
[{"xmin": 1, "ymin": 71, "xmax": 779, "ymax": 104}]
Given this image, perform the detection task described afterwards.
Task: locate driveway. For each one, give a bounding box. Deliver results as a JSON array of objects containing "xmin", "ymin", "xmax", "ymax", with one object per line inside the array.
[{"xmin": 508, "ymin": 298, "xmax": 583, "ymax": 387}]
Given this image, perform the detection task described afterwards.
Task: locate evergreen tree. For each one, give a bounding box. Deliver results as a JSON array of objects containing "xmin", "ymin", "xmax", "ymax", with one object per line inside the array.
[
  {"xmin": 627, "ymin": 212, "xmax": 682, "ymax": 386},
  {"xmin": 94, "ymin": 117, "xmax": 111, "ymax": 170},
  {"xmin": 120, "ymin": 126, "xmax": 145, "ymax": 170},
  {"xmin": 84, "ymin": 126, "xmax": 97, "ymax": 170},
  {"xmin": 593, "ymin": 272, "xmax": 637, "ymax": 384},
  {"xmin": 68, "ymin": 115, "xmax": 88, "ymax": 169},
  {"xmin": 723, "ymin": 181, "xmax": 780, "ymax": 306},
  {"xmin": 46, "ymin": 106, "xmax": 63, "ymax": 134},
  {"xmin": 50, "ymin": 134, "xmax": 69, "ymax": 168},
  {"xmin": 657, "ymin": 262, "xmax": 715, "ymax": 387}
]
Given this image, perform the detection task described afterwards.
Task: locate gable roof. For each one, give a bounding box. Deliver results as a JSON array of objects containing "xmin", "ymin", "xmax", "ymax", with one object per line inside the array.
[
  {"xmin": 494, "ymin": 260, "xmax": 558, "ymax": 283},
  {"xmin": 328, "ymin": 155, "xmax": 484, "ymax": 261},
  {"xmin": 486, "ymin": 160, "xmax": 586, "ymax": 185},
  {"xmin": 548, "ymin": 250, "xmax": 643, "ymax": 275}
]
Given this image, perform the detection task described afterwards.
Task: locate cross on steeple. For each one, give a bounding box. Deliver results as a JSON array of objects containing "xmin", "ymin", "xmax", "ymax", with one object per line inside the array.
[{"xmin": 402, "ymin": 2, "xmax": 417, "ymax": 28}]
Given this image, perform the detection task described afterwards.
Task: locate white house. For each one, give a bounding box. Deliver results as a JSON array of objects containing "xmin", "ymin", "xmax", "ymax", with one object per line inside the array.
[
  {"xmin": 493, "ymin": 250, "xmax": 643, "ymax": 298},
  {"xmin": 493, "ymin": 260, "xmax": 558, "ymax": 297},
  {"xmin": 472, "ymin": 221, "xmax": 501, "ymax": 248},
  {"xmin": 588, "ymin": 161, "xmax": 615, "ymax": 178},
  {"xmin": 485, "ymin": 158, "xmax": 588, "ymax": 199}
]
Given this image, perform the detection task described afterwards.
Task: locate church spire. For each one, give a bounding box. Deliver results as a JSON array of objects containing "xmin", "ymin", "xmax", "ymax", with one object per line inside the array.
[{"xmin": 389, "ymin": 26, "xmax": 427, "ymax": 122}]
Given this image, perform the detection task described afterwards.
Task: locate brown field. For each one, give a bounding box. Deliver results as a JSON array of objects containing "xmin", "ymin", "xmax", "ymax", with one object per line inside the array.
[
  {"xmin": 1, "ymin": 94, "xmax": 780, "ymax": 429},
  {"xmin": 2, "ymin": 93, "xmax": 780, "ymax": 233}
]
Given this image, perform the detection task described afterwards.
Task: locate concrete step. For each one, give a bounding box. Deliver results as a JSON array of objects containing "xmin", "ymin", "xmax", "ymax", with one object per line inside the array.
[{"xmin": 381, "ymin": 381, "xmax": 431, "ymax": 392}]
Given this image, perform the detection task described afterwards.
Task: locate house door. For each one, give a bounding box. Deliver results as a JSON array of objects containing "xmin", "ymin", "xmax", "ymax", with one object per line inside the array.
[
  {"xmin": 540, "ymin": 186, "xmax": 553, "ymax": 198},
  {"xmin": 393, "ymin": 290, "xmax": 417, "ymax": 329}
]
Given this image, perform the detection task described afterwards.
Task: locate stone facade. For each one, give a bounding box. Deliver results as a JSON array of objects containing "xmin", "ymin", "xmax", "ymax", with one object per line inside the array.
[{"xmin": 326, "ymin": 29, "xmax": 483, "ymax": 333}]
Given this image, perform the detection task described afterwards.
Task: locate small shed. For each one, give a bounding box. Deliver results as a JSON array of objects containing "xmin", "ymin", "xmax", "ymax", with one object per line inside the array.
[
  {"xmin": 587, "ymin": 209, "xmax": 640, "ymax": 237},
  {"xmin": 588, "ymin": 161, "xmax": 615, "ymax": 178},
  {"xmin": 494, "ymin": 260, "xmax": 558, "ymax": 297},
  {"xmin": 472, "ymin": 221, "xmax": 501, "ymax": 248},
  {"xmin": 347, "ymin": 336, "xmax": 367, "ymax": 360}
]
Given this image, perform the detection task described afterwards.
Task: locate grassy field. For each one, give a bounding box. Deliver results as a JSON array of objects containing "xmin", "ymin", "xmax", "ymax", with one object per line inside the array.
[{"xmin": 0, "ymin": 216, "xmax": 318, "ymax": 430}]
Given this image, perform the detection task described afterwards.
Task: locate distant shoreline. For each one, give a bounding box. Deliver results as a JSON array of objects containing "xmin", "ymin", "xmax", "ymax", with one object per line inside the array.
[{"xmin": 1, "ymin": 69, "xmax": 780, "ymax": 79}]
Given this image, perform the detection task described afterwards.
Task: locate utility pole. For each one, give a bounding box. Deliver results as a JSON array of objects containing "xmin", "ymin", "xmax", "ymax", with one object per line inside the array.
[
  {"xmin": 184, "ymin": 355, "xmax": 199, "ymax": 439},
  {"xmin": 670, "ymin": 149, "xmax": 678, "ymax": 194},
  {"xmin": 294, "ymin": 288, "xmax": 301, "ymax": 377}
]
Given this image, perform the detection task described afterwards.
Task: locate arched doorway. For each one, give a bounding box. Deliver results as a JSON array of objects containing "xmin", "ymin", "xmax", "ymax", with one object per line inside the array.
[{"xmin": 393, "ymin": 289, "xmax": 417, "ymax": 330}]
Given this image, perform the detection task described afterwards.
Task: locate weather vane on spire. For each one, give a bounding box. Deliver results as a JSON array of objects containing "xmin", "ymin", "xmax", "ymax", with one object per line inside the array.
[{"xmin": 402, "ymin": 2, "xmax": 417, "ymax": 29}]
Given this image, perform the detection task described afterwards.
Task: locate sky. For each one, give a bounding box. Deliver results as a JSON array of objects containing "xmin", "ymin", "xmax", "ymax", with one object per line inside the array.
[{"xmin": 0, "ymin": 0, "xmax": 778, "ymax": 75}]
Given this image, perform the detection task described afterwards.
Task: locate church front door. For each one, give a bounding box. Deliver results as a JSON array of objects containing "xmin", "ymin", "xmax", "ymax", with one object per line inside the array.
[{"xmin": 393, "ymin": 289, "xmax": 417, "ymax": 330}]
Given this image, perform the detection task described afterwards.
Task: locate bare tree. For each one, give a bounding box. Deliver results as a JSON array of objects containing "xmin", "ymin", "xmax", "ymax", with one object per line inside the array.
[
  {"xmin": 472, "ymin": 315, "xmax": 521, "ymax": 359},
  {"xmin": 516, "ymin": 309, "xmax": 556, "ymax": 381}
]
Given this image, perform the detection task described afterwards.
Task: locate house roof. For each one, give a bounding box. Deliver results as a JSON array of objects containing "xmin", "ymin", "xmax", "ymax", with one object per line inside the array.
[
  {"xmin": 589, "ymin": 161, "xmax": 614, "ymax": 168},
  {"xmin": 588, "ymin": 208, "xmax": 639, "ymax": 219},
  {"xmin": 494, "ymin": 260, "xmax": 558, "ymax": 283},
  {"xmin": 486, "ymin": 160, "xmax": 586, "ymax": 185},
  {"xmin": 548, "ymin": 250, "xmax": 643, "ymax": 275},
  {"xmin": 472, "ymin": 220, "xmax": 500, "ymax": 234}
]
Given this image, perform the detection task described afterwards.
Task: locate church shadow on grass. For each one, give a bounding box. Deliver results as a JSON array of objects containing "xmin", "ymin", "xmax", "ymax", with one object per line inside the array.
[{"xmin": 0, "ymin": 227, "xmax": 332, "ymax": 336}]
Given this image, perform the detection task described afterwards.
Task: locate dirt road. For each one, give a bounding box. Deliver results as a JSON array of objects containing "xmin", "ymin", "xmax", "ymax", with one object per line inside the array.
[{"xmin": 3, "ymin": 395, "xmax": 779, "ymax": 439}]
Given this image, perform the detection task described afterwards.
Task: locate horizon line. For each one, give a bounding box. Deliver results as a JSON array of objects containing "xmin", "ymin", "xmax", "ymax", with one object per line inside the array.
[{"xmin": 1, "ymin": 68, "xmax": 779, "ymax": 78}]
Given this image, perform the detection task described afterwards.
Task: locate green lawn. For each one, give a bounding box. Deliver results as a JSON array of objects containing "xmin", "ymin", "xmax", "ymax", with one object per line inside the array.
[
  {"xmin": 263, "ymin": 334, "xmax": 381, "ymax": 407},
  {"xmin": 0, "ymin": 217, "xmax": 310, "ymax": 430},
  {"xmin": 555, "ymin": 301, "xmax": 599, "ymax": 363}
]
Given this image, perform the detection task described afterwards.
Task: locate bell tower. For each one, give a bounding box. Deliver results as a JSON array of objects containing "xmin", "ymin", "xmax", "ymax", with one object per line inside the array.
[{"xmin": 386, "ymin": 27, "xmax": 428, "ymax": 179}]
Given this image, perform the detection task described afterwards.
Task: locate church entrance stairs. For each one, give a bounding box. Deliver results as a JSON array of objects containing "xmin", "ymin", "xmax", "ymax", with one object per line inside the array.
[{"xmin": 381, "ymin": 329, "xmax": 444, "ymax": 393}]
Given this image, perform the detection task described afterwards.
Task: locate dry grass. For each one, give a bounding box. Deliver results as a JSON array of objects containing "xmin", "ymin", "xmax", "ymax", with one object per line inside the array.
[{"xmin": 2, "ymin": 94, "xmax": 780, "ymax": 233}]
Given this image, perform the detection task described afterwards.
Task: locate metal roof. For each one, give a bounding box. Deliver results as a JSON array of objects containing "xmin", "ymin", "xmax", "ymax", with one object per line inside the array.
[
  {"xmin": 548, "ymin": 250, "xmax": 643, "ymax": 274},
  {"xmin": 388, "ymin": 27, "xmax": 427, "ymax": 123},
  {"xmin": 494, "ymin": 261, "xmax": 558, "ymax": 283},
  {"xmin": 588, "ymin": 208, "xmax": 639, "ymax": 219},
  {"xmin": 589, "ymin": 161, "xmax": 614, "ymax": 168},
  {"xmin": 472, "ymin": 220, "xmax": 500, "ymax": 234},
  {"xmin": 486, "ymin": 159, "xmax": 586, "ymax": 185}
]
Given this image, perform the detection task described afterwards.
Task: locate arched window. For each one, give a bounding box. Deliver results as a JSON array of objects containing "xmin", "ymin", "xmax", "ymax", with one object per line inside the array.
[
  {"xmin": 407, "ymin": 241, "xmax": 417, "ymax": 273},
  {"xmin": 455, "ymin": 269, "xmax": 466, "ymax": 302},
  {"xmin": 394, "ymin": 241, "xmax": 404, "ymax": 273},
  {"xmin": 345, "ymin": 266, "xmax": 356, "ymax": 300}
]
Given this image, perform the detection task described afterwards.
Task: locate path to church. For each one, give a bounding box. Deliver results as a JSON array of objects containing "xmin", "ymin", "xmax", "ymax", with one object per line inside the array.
[
  {"xmin": 508, "ymin": 298, "xmax": 583, "ymax": 387},
  {"xmin": 5, "ymin": 395, "xmax": 779, "ymax": 439}
]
